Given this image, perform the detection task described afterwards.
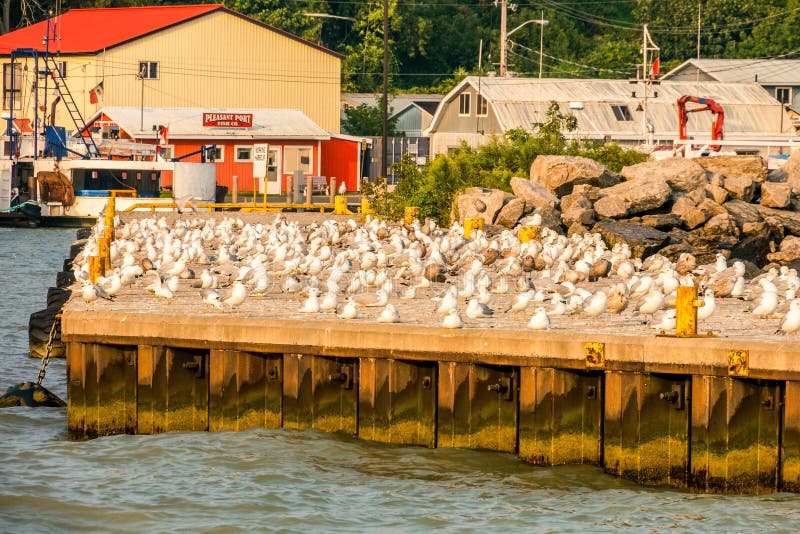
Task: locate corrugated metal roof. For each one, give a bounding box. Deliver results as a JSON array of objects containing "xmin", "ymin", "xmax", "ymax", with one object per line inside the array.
[
  {"xmin": 0, "ymin": 5, "xmax": 341, "ymax": 58},
  {"xmin": 426, "ymin": 77, "xmax": 792, "ymax": 138},
  {"xmin": 663, "ymin": 59, "xmax": 800, "ymax": 85},
  {"xmin": 86, "ymin": 107, "xmax": 330, "ymax": 140}
]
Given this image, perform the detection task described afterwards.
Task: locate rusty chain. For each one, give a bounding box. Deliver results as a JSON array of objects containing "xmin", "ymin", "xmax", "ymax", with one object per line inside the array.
[{"xmin": 36, "ymin": 314, "xmax": 62, "ymax": 386}]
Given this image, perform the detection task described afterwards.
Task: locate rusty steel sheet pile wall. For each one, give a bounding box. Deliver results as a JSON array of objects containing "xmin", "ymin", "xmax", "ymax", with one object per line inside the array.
[{"xmin": 63, "ymin": 314, "xmax": 800, "ymax": 495}]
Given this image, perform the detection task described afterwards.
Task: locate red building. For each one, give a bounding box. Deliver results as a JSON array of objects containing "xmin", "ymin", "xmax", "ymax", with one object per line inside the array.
[{"xmin": 82, "ymin": 107, "xmax": 367, "ymax": 193}]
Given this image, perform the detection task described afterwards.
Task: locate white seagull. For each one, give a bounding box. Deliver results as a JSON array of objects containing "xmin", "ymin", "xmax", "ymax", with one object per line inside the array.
[
  {"xmin": 442, "ymin": 309, "xmax": 464, "ymax": 329},
  {"xmin": 527, "ymin": 307, "xmax": 551, "ymax": 330}
]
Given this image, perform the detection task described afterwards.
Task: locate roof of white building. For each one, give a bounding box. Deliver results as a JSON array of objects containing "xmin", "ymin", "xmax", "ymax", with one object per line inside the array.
[
  {"xmin": 85, "ymin": 107, "xmax": 330, "ymax": 140},
  {"xmin": 425, "ymin": 77, "xmax": 793, "ymax": 139},
  {"xmin": 663, "ymin": 59, "xmax": 800, "ymax": 85}
]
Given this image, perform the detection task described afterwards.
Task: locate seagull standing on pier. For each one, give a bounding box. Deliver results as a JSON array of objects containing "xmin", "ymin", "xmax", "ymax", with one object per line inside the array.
[
  {"xmin": 527, "ymin": 307, "xmax": 551, "ymax": 330},
  {"xmin": 224, "ymin": 282, "xmax": 248, "ymax": 309},
  {"xmin": 442, "ymin": 309, "xmax": 464, "ymax": 329},
  {"xmin": 377, "ymin": 304, "xmax": 400, "ymax": 323},
  {"xmin": 778, "ymin": 300, "xmax": 800, "ymax": 341}
]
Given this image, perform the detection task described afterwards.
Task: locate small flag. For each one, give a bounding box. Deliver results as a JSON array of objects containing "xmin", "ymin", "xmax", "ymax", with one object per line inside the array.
[
  {"xmin": 89, "ymin": 81, "xmax": 104, "ymax": 105},
  {"xmin": 651, "ymin": 58, "xmax": 660, "ymax": 77},
  {"xmin": 158, "ymin": 124, "xmax": 169, "ymax": 147}
]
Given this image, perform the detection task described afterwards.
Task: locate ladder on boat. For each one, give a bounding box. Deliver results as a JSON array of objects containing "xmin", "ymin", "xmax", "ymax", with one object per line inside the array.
[{"xmin": 43, "ymin": 55, "xmax": 100, "ymax": 159}]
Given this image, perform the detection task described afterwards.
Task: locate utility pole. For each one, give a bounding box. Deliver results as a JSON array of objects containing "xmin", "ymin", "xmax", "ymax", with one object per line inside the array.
[
  {"xmin": 381, "ymin": 0, "xmax": 388, "ymax": 179},
  {"xmin": 640, "ymin": 24, "xmax": 659, "ymax": 146},
  {"xmin": 538, "ymin": 10, "xmax": 545, "ymax": 79},
  {"xmin": 499, "ymin": 0, "xmax": 507, "ymax": 77},
  {"xmin": 696, "ymin": 2, "xmax": 701, "ymax": 90}
]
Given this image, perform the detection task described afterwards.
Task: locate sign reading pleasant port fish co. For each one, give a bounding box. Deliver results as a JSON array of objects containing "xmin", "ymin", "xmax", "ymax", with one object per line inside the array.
[{"xmin": 202, "ymin": 113, "xmax": 253, "ymax": 128}]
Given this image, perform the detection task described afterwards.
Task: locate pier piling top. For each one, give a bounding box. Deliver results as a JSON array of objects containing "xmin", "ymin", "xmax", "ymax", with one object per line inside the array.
[{"xmin": 61, "ymin": 308, "xmax": 800, "ymax": 380}]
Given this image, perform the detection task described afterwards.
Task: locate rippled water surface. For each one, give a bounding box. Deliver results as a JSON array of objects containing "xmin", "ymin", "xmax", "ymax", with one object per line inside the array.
[{"xmin": 2, "ymin": 227, "xmax": 800, "ymax": 532}]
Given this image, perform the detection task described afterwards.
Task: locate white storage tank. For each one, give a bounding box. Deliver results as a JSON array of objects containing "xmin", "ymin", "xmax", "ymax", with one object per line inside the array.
[{"xmin": 172, "ymin": 162, "xmax": 217, "ymax": 202}]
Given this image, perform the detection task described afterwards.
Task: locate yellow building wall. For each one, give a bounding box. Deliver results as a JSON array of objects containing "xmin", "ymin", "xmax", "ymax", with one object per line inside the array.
[
  {"xmin": 3, "ymin": 55, "xmax": 98, "ymax": 130},
  {"xmin": 99, "ymin": 11, "xmax": 341, "ymax": 132},
  {"xmin": 3, "ymin": 10, "xmax": 340, "ymax": 137}
]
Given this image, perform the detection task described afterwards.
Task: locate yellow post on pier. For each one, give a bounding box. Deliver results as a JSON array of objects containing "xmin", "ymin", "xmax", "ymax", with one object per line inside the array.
[
  {"xmin": 674, "ymin": 285, "xmax": 705, "ymax": 337},
  {"xmin": 464, "ymin": 218, "xmax": 484, "ymax": 239}
]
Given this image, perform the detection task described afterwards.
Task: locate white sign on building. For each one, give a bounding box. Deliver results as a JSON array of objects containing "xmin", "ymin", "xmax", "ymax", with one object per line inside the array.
[{"xmin": 253, "ymin": 143, "xmax": 269, "ymax": 193}]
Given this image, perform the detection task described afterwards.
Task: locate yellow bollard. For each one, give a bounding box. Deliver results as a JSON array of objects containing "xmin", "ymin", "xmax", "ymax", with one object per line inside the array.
[
  {"xmin": 97, "ymin": 237, "xmax": 110, "ymax": 273},
  {"xmin": 518, "ymin": 225, "xmax": 541, "ymax": 243},
  {"xmin": 674, "ymin": 285, "xmax": 705, "ymax": 337},
  {"xmin": 404, "ymin": 206, "xmax": 421, "ymax": 225},
  {"xmin": 464, "ymin": 218, "xmax": 484, "ymax": 239},
  {"xmin": 334, "ymin": 195, "xmax": 353, "ymax": 215},
  {"xmin": 88, "ymin": 256, "xmax": 103, "ymax": 284},
  {"xmin": 361, "ymin": 198, "xmax": 374, "ymax": 215}
]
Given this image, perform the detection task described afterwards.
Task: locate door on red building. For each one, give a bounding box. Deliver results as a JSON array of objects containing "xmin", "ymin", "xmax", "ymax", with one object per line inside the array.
[{"xmin": 267, "ymin": 148, "xmax": 281, "ymax": 195}]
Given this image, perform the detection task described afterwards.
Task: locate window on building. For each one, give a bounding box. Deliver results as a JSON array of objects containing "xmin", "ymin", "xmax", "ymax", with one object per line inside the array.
[
  {"xmin": 159, "ymin": 145, "xmax": 174, "ymax": 161},
  {"xmin": 234, "ymin": 146, "xmax": 252, "ymax": 162},
  {"xmin": 55, "ymin": 61, "xmax": 67, "ymax": 78},
  {"xmin": 611, "ymin": 104, "xmax": 633, "ymax": 121},
  {"xmin": 138, "ymin": 61, "xmax": 159, "ymax": 80},
  {"xmin": 459, "ymin": 93, "xmax": 471, "ymax": 116},
  {"xmin": 206, "ymin": 146, "xmax": 224, "ymax": 162},
  {"xmin": 776, "ymin": 87, "xmax": 792, "ymax": 105},
  {"xmin": 3, "ymin": 63, "xmax": 22, "ymax": 110},
  {"xmin": 284, "ymin": 146, "xmax": 313, "ymax": 174},
  {"xmin": 476, "ymin": 94, "xmax": 488, "ymax": 116}
]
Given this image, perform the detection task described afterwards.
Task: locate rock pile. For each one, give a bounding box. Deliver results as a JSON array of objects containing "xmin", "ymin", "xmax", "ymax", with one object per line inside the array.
[{"xmin": 454, "ymin": 152, "xmax": 800, "ymax": 267}]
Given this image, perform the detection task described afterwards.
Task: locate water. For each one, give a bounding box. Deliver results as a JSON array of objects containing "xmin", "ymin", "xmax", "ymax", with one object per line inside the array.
[{"xmin": 1, "ymin": 227, "xmax": 800, "ymax": 532}]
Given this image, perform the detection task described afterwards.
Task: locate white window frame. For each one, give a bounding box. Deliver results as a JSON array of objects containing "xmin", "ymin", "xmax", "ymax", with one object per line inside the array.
[
  {"xmin": 459, "ymin": 93, "xmax": 471, "ymax": 116},
  {"xmin": 283, "ymin": 145, "xmax": 313, "ymax": 175},
  {"xmin": 207, "ymin": 146, "xmax": 224, "ymax": 162},
  {"xmin": 234, "ymin": 145, "xmax": 253, "ymax": 162},
  {"xmin": 56, "ymin": 61, "xmax": 67, "ymax": 78},
  {"xmin": 775, "ymin": 87, "xmax": 792, "ymax": 105},
  {"xmin": 138, "ymin": 61, "xmax": 159, "ymax": 80},
  {"xmin": 476, "ymin": 94, "xmax": 488, "ymax": 117}
]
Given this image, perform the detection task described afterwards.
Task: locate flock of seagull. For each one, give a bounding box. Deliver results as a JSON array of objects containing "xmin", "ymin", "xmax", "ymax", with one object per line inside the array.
[{"xmin": 73, "ymin": 213, "xmax": 800, "ymax": 340}]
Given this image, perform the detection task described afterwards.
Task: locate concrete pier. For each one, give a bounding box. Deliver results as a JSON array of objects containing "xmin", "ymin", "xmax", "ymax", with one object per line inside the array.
[{"xmin": 62, "ymin": 309, "xmax": 800, "ymax": 494}]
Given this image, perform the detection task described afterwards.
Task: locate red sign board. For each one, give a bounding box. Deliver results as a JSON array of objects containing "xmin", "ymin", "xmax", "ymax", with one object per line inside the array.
[{"xmin": 202, "ymin": 113, "xmax": 253, "ymax": 128}]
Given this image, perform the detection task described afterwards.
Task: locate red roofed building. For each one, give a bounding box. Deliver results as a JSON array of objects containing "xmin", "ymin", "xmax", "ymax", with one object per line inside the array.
[{"xmin": 0, "ymin": 4, "xmax": 342, "ymax": 148}]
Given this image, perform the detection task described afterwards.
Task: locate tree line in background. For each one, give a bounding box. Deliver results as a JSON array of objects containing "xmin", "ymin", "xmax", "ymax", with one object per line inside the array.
[{"xmin": 7, "ymin": 1, "xmax": 800, "ymax": 93}]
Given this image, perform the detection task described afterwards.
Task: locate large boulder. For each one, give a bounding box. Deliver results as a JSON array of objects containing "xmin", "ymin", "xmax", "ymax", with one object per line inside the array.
[
  {"xmin": 509, "ymin": 177, "xmax": 558, "ymax": 209},
  {"xmin": 767, "ymin": 235, "xmax": 800, "ymax": 265},
  {"xmin": 730, "ymin": 225, "xmax": 773, "ymax": 267},
  {"xmin": 784, "ymin": 151, "xmax": 800, "ymax": 193},
  {"xmin": 671, "ymin": 196, "xmax": 707, "ymax": 230},
  {"xmin": 757, "ymin": 205, "xmax": 800, "ymax": 237},
  {"xmin": 529, "ymin": 155, "xmax": 620, "ymax": 197},
  {"xmin": 494, "ymin": 197, "xmax": 526, "ymax": 228},
  {"xmin": 593, "ymin": 176, "xmax": 671, "ymax": 219},
  {"xmin": 695, "ymin": 155, "xmax": 768, "ymax": 183},
  {"xmin": 453, "ymin": 188, "xmax": 512, "ymax": 225},
  {"xmin": 705, "ymin": 183, "xmax": 728, "ymax": 204},
  {"xmin": 760, "ymin": 181, "xmax": 791, "ymax": 209},
  {"xmin": 620, "ymin": 158, "xmax": 707, "ymax": 193},
  {"xmin": 723, "ymin": 200, "xmax": 762, "ymax": 229},
  {"xmin": 722, "ymin": 175, "xmax": 756, "ymax": 202},
  {"xmin": 592, "ymin": 220, "xmax": 671, "ymax": 259}
]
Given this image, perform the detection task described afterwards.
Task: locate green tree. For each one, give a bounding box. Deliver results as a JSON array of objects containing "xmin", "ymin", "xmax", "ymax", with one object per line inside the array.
[{"xmin": 340, "ymin": 96, "xmax": 400, "ymax": 136}]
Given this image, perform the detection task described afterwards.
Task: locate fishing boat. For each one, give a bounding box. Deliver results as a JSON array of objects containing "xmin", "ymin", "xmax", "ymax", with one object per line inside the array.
[{"xmin": 0, "ymin": 157, "xmax": 217, "ymax": 227}]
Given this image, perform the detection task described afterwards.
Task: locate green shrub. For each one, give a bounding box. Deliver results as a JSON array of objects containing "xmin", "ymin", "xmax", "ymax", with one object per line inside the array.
[{"xmin": 364, "ymin": 102, "xmax": 648, "ymax": 225}]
